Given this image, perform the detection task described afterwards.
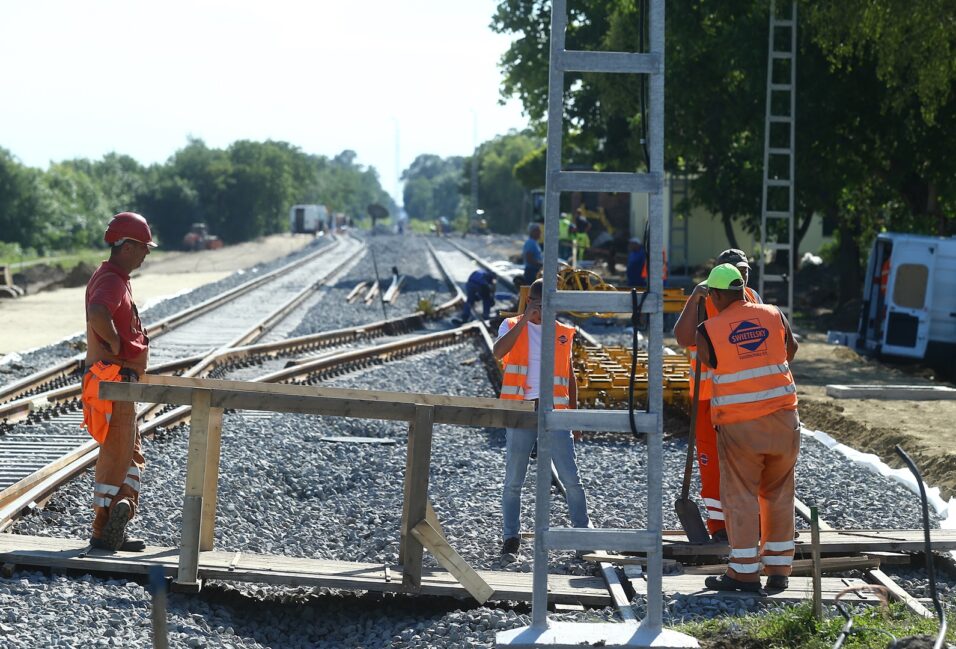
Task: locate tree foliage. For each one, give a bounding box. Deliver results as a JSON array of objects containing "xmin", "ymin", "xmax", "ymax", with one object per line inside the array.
[
  {"xmin": 400, "ymin": 154, "xmax": 463, "ymax": 220},
  {"xmin": 463, "ymin": 131, "xmax": 542, "ymax": 233},
  {"xmin": 492, "ymin": 0, "xmax": 956, "ymax": 303},
  {"xmin": 0, "ymin": 140, "xmax": 396, "ymax": 253}
]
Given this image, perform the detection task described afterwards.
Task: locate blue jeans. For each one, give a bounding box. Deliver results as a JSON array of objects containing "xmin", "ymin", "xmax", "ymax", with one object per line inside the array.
[{"xmin": 502, "ymin": 427, "xmax": 591, "ymax": 539}]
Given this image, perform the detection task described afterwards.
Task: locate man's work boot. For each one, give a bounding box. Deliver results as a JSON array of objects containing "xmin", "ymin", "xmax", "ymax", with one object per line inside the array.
[
  {"xmin": 704, "ymin": 573, "xmax": 766, "ymax": 597},
  {"xmin": 766, "ymin": 575, "xmax": 789, "ymax": 591},
  {"xmin": 90, "ymin": 535, "xmax": 146, "ymax": 552},
  {"xmin": 101, "ymin": 499, "xmax": 132, "ymax": 551},
  {"xmin": 500, "ymin": 537, "xmax": 520, "ymax": 563}
]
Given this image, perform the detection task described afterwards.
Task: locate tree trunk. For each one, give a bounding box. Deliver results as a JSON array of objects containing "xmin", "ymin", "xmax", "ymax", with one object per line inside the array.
[
  {"xmin": 794, "ymin": 210, "xmax": 815, "ymax": 264},
  {"xmin": 836, "ymin": 219, "xmax": 862, "ymax": 307},
  {"xmin": 721, "ymin": 213, "xmax": 739, "ymax": 250}
]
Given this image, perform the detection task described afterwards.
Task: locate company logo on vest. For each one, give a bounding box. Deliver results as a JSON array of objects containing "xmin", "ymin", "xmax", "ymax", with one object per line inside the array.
[{"xmin": 729, "ymin": 320, "xmax": 769, "ymax": 354}]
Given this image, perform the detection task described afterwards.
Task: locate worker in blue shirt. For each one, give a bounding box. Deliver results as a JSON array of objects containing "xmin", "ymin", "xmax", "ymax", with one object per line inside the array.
[
  {"xmin": 463, "ymin": 269, "xmax": 497, "ymax": 322},
  {"xmin": 521, "ymin": 223, "xmax": 543, "ymax": 286},
  {"xmin": 626, "ymin": 237, "xmax": 647, "ymax": 288}
]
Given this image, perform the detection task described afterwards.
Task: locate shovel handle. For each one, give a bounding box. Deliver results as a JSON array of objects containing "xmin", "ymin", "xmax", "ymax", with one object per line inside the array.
[{"xmin": 680, "ymin": 297, "xmax": 706, "ymax": 500}]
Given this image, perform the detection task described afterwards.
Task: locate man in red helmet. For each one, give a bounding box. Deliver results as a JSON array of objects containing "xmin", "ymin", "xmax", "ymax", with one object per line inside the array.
[{"xmin": 82, "ymin": 212, "xmax": 156, "ymax": 552}]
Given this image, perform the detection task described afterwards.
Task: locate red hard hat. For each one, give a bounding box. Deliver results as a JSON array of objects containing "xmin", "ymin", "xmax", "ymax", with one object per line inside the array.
[{"xmin": 104, "ymin": 212, "xmax": 157, "ymax": 247}]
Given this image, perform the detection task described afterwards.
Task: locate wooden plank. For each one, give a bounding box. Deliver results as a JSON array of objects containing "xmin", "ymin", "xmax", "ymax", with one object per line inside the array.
[
  {"xmin": 580, "ymin": 553, "xmax": 679, "ymax": 571},
  {"xmin": 866, "ymin": 568, "xmax": 935, "ymax": 618},
  {"xmin": 796, "ymin": 497, "xmax": 834, "ymax": 531},
  {"xmin": 319, "ymin": 436, "xmax": 396, "ymax": 445},
  {"xmin": 826, "ymin": 384, "xmax": 956, "ymax": 400},
  {"xmin": 662, "ymin": 529, "xmax": 956, "ymax": 558},
  {"xmin": 200, "ymin": 407, "xmax": 224, "ymax": 552},
  {"xmin": 682, "ymin": 556, "xmax": 881, "ymax": 576},
  {"xmin": 0, "ymin": 534, "xmax": 610, "ymax": 605},
  {"xmin": 400, "ymin": 406, "xmax": 434, "ymax": 589},
  {"xmin": 412, "ymin": 520, "xmax": 493, "ymax": 604},
  {"xmin": 598, "ymin": 562, "xmax": 638, "ymax": 624},
  {"xmin": 628, "ymin": 573, "xmax": 884, "ymax": 603},
  {"xmin": 102, "ymin": 380, "xmax": 537, "ymax": 429},
  {"xmin": 177, "ymin": 389, "xmax": 211, "ymax": 588}
]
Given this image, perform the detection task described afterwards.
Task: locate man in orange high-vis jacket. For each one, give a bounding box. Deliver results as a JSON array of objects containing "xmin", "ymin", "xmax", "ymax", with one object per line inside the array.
[
  {"xmin": 695, "ymin": 264, "xmax": 799, "ymax": 595},
  {"xmin": 83, "ymin": 212, "xmax": 157, "ymax": 552},
  {"xmin": 674, "ymin": 249, "xmax": 762, "ymax": 541},
  {"xmin": 493, "ymin": 278, "xmax": 591, "ymax": 561}
]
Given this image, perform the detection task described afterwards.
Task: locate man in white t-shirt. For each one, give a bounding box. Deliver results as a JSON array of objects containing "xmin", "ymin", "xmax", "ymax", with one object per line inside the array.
[{"xmin": 493, "ymin": 279, "xmax": 591, "ymax": 561}]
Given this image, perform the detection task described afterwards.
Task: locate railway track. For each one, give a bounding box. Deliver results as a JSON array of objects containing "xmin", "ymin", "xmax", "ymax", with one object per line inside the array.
[
  {"xmin": 0, "ymin": 235, "xmax": 470, "ymax": 530},
  {"xmin": 0, "ymin": 234, "xmax": 950, "ymax": 647}
]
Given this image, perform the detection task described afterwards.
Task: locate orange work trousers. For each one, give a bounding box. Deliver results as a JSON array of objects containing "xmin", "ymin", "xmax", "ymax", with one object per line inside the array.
[
  {"xmin": 694, "ymin": 399, "xmax": 724, "ymax": 535},
  {"xmin": 89, "ymin": 388, "xmax": 145, "ymax": 540},
  {"xmin": 717, "ymin": 408, "xmax": 800, "ymax": 582}
]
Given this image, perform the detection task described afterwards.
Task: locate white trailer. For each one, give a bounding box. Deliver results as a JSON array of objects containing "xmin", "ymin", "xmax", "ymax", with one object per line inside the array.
[
  {"xmin": 289, "ymin": 204, "xmax": 329, "ymax": 234},
  {"xmin": 858, "ymin": 233, "xmax": 956, "ymax": 365}
]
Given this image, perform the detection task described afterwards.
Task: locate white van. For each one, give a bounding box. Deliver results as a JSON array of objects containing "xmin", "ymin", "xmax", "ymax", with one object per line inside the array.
[
  {"xmin": 858, "ymin": 233, "xmax": 956, "ymax": 364},
  {"xmin": 289, "ymin": 204, "xmax": 329, "ymax": 234}
]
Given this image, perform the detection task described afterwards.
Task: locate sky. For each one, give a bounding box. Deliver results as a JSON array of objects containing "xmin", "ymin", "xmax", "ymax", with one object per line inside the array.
[{"xmin": 0, "ymin": 0, "xmax": 529, "ymax": 202}]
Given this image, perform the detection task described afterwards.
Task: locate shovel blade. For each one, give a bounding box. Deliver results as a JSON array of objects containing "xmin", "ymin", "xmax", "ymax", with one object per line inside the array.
[{"xmin": 675, "ymin": 498, "xmax": 711, "ymax": 544}]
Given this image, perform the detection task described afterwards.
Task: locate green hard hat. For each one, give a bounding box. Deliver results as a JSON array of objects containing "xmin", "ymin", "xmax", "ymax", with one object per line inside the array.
[{"xmin": 705, "ymin": 263, "xmax": 744, "ymax": 289}]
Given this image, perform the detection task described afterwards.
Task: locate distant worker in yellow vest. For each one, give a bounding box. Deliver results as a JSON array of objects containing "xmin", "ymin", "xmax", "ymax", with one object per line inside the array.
[
  {"xmin": 695, "ymin": 264, "xmax": 799, "ymax": 595},
  {"xmin": 674, "ymin": 249, "xmax": 762, "ymax": 541},
  {"xmin": 558, "ymin": 213, "xmax": 575, "ymax": 260},
  {"xmin": 493, "ymin": 279, "xmax": 591, "ymax": 562}
]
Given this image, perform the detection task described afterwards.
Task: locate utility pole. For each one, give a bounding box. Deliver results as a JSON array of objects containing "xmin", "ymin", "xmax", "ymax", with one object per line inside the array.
[{"xmin": 470, "ymin": 111, "xmax": 479, "ymax": 227}]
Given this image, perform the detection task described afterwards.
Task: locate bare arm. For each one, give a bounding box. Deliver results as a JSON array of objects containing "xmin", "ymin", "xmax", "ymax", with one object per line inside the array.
[
  {"xmin": 493, "ymin": 317, "xmax": 527, "ymax": 360},
  {"xmin": 695, "ymin": 324, "xmax": 715, "ymax": 369},
  {"xmin": 87, "ymin": 303, "xmax": 120, "ymax": 355},
  {"xmin": 674, "ymin": 283, "xmax": 708, "ymax": 347}
]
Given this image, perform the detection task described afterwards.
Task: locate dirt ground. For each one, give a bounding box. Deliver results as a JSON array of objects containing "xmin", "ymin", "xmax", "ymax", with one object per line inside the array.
[
  {"xmin": 0, "ymin": 234, "xmax": 315, "ymax": 354},
  {"xmin": 792, "ymin": 332, "xmax": 956, "ymax": 501}
]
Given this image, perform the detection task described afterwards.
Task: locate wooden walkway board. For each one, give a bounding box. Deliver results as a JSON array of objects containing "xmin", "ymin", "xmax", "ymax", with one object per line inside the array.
[
  {"xmin": 0, "ymin": 534, "xmax": 610, "ymax": 605},
  {"xmin": 629, "ymin": 574, "xmax": 882, "ymax": 603},
  {"xmin": 662, "ymin": 529, "xmax": 956, "ymax": 558}
]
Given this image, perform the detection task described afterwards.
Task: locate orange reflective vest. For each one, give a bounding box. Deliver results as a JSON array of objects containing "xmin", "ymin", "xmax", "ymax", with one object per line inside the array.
[
  {"xmin": 81, "ymin": 361, "xmax": 122, "ymax": 444},
  {"xmin": 688, "ymin": 286, "xmax": 760, "ymax": 401},
  {"xmin": 640, "ymin": 249, "xmax": 669, "ymax": 281},
  {"xmin": 703, "ymin": 301, "xmax": 797, "ymax": 426},
  {"xmin": 499, "ymin": 317, "xmax": 575, "ymax": 409}
]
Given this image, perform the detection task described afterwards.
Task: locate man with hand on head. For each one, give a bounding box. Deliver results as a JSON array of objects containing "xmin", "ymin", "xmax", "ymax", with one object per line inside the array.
[
  {"xmin": 673, "ymin": 249, "xmax": 761, "ymax": 542},
  {"xmin": 493, "ymin": 279, "xmax": 591, "ymax": 562},
  {"xmin": 82, "ymin": 212, "xmax": 156, "ymax": 552},
  {"xmin": 695, "ymin": 264, "xmax": 799, "ymax": 595}
]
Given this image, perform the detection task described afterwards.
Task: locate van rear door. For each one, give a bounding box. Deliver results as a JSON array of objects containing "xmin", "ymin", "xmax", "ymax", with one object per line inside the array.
[{"xmin": 882, "ymin": 241, "xmax": 937, "ymax": 358}]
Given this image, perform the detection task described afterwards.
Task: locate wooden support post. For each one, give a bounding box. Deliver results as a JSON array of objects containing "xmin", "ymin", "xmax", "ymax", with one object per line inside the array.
[
  {"xmin": 200, "ymin": 407, "xmax": 224, "ymax": 552},
  {"xmin": 175, "ymin": 389, "xmax": 212, "ymax": 591},
  {"xmin": 810, "ymin": 506, "xmax": 823, "ymax": 621},
  {"xmin": 399, "ymin": 405, "xmax": 434, "ymax": 590},
  {"xmin": 411, "ymin": 520, "xmax": 494, "ymax": 604}
]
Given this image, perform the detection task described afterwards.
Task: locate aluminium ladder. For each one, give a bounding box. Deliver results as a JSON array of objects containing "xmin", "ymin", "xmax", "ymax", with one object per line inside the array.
[
  {"xmin": 758, "ymin": 0, "xmax": 797, "ymax": 316},
  {"xmin": 496, "ymin": 1, "xmax": 697, "ymax": 647}
]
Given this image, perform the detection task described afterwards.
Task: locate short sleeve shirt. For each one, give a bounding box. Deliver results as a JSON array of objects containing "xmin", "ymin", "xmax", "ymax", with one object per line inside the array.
[
  {"xmin": 86, "ymin": 261, "xmax": 149, "ymax": 360},
  {"xmin": 522, "ymin": 238, "xmax": 543, "ymax": 269}
]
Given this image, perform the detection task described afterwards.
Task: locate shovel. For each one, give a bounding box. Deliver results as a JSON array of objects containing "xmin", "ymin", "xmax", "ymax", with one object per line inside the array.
[{"xmin": 675, "ymin": 297, "xmax": 711, "ymax": 544}]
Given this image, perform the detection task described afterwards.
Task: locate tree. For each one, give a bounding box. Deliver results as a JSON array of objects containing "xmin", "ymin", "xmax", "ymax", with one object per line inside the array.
[
  {"xmin": 400, "ymin": 154, "xmax": 463, "ymax": 220},
  {"xmin": 463, "ymin": 131, "xmax": 542, "ymax": 233},
  {"xmin": 492, "ymin": 0, "xmax": 956, "ymax": 304}
]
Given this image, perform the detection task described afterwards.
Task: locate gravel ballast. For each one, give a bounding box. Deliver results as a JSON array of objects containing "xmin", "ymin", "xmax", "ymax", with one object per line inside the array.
[{"xmin": 4, "ymin": 232, "xmax": 955, "ymax": 647}]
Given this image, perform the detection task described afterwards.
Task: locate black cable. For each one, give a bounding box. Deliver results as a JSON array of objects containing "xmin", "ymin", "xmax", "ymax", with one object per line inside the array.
[{"xmin": 628, "ymin": 288, "xmax": 650, "ymax": 439}]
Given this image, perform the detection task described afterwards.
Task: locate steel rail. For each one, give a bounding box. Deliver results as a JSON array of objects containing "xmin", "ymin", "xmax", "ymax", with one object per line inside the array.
[{"xmin": 0, "ymin": 239, "xmax": 342, "ymax": 408}]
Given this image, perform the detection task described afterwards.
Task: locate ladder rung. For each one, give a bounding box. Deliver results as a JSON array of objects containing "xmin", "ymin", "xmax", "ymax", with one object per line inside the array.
[
  {"xmin": 773, "ymin": 19, "xmax": 794, "ymax": 27},
  {"xmin": 763, "ymin": 274, "xmax": 788, "ymax": 282},
  {"xmin": 546, "ymin": 409, "xmax": 659, "ymax": 434},
  {"xmin": 770, "ymin": 84, "xmax": 792, "ymax": 91},
  {"xmin": 548, "ymin": 290, "xmax": 662, "ymax": 316},
  {"xmin": 764, "ymin": 242, "xmax": 792, "ymax": 251},
  {"xmin": 765, "ymin": 210, "xmax": 792, "ymax": 219},
  {"xmin": 544, "ymin": 528, "xmax": 658, "ymax": 552},
  {"xmin": 561, "ymin": 50, "xmax": 662, "ymax": 75},
  {"xmin": 769, "ymin": 116, "xmax": 792, "ymax": 123},
  {"xmin": 768, "ymin": 148, "xmax": 791, "ymax": 155},
  {"xmin": 767, "ymin": 179, "xmax": 792, "ymax": 187},
  {"xmin": 771, "ymin": 51, "xmax": 794, "ymax": 59},
  {"xmin": 553, "ymin": 171, "xmax": 663, "ymax": 194}
]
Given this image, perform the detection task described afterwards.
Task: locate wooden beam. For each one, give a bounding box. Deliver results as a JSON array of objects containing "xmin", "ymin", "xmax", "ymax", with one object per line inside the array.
[
  {"xmin": 400, "ymin": 406, "xmax": 434, "ymax": 590},
  {"xmin": 866, "ymin": 568, "xmax": 935, "ymax": 618},
  {"xmin": 176, "ymin": 389, "xmax": 211, "ymax": 590},
  {"xmin": 200, "ymin": 407, "xmax": 224, "ymax": 552},
  {"xmin": 598, "ymin": 562, "xmax": 638, "ymax": 624},
  {"xmin": 102, "ymin": 380, "xmax": 537, "ymax": 429},
  {"xmin": 412, "ymin": 520, "xmax": 494, "ymax": 604}
]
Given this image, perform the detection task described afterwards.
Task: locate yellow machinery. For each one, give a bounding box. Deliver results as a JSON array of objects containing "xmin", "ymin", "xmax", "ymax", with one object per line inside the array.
[{"xmin": 499, "ymin": 269, "xmax": 692, "ymax": 406}]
